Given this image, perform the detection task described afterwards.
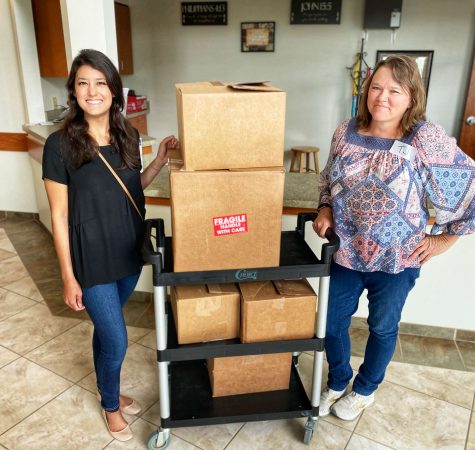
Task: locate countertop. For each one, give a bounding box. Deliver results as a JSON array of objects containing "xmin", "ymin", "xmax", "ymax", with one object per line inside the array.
[
  {"xmin": 23, "ymin": 123, "xmax": 157, "ymax": 149},
  {"xmin": 23, "ymin": 122, "xmax": 319, "ymax": 210},
  {"xmin": 144, "ymin": 169, "xmax": 319, "ymax": 210}
]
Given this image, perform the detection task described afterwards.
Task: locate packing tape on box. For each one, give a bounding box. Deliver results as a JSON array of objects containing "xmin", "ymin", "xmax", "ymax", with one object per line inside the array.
[
  {"xmin": 195, "ymin": 297, "xmax": 222, "ymax": 316},
  {"xmin": 272, "ymin": 297, "xmax": 286, "ymax": 310}
]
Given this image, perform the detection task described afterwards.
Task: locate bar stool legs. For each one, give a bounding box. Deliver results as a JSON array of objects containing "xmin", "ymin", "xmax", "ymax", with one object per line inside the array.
[{"xmin": 289, "ymin": 146, "xmax": 320, "ymax": 173}]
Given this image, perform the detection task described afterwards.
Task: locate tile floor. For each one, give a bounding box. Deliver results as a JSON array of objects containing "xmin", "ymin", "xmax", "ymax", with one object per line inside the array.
[{"xmin": 0, "ymin": 213, "xmax": 474, "ymax": 450}]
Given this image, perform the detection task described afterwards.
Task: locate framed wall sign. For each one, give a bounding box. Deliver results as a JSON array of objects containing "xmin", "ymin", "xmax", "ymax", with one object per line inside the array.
[
  {"xmin": 290, "ymin": 0, "xmax": 342, "ymax": 25},
  {"xmin": 181, "ymin": 2, "xmax": 227, "ymax": 25},
  {"xmin": 376, "ymin": 50, "xmax": 434, "ymax": 95},
  {"xmin": 241, "ymin": 22, "xmax": 275, "ymax": 52}
]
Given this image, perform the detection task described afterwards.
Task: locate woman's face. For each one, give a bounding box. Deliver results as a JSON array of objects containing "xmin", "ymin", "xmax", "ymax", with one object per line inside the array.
[
  {"xmin": 74, "ymin": 65, "xmax": 113, "ymax": 121},
  {"xmin": 367, "ymin": 66, "xmax": 412, "ymax": 129}
]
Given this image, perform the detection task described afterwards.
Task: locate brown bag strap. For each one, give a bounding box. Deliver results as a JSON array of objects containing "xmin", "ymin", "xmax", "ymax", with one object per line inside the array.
[{"xmin": 96, "ymin": 151, "xmax": 144, "ymax": 221}]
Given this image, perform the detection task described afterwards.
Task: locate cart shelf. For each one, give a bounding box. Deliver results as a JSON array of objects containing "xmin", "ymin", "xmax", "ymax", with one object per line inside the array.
[
  {"xmin": 142, "ymin": 213, "xmax": 340, "ymax": 448},
  {"xmin": 162, "ymin": 360, "xmax": 316, "ymax": 429},
  {"xmin": 158, "ymin": 304, "xmax": 324, "ymax": 362},
  {"xmin": 143, "ymin": 212, "xmax": 338, "ymax": 287}
]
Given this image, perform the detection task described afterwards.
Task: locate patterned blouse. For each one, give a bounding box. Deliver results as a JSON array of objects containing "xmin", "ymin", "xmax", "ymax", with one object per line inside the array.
[{"xmin": 319, "ymin": 118, "xmax": 475, "ymax": 274}]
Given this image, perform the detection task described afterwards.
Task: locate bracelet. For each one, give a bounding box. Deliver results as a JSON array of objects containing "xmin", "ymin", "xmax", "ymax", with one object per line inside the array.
[{"xmin": 317, "ymin": 203, "xmax": 332, "ymax": 213}]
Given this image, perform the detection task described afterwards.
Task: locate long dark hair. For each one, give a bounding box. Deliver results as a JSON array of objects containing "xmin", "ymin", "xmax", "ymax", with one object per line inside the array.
[
  {"xmin": 62, "ymin": 49, "xmax": 140, "ymax": 169},
  {"xmin": 356, "ymin": 55, "xmax": 426, "ymax": 137}
]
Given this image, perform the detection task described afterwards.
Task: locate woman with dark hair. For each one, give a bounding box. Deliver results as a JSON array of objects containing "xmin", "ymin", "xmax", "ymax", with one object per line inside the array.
[
  {"xmin": 43, "ymin": 49, "xmax": 178, "ymax": 441},
  {"xmin": 313, "ymin": 55, "xmax": 475, "ymax": 420}
]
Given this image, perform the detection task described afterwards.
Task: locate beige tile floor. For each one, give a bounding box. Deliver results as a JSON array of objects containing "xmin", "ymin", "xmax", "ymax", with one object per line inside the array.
[{"xmin": 0, "ymin": 213, "xmax": 474, "ymax": 450}]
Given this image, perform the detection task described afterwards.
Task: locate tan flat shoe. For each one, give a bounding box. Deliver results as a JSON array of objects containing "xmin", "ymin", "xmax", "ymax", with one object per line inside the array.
[
  {"xmin": 101, "ymin": 410, "xmax": 133, "ymax": 442},
  {"xmin": 96, "ymin": 391, "xmax": 142, "ymax": 415},
  {"xmin": 120, "ymin": 398, "xmax": 142, "ymax": 415}
]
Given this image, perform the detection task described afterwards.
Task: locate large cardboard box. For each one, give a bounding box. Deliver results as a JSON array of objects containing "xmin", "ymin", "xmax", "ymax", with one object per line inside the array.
[
  {"xmin": 176, "ymin": 81, "xmax": 286, "ymax": 170},
  {"xmin": 171, "ymin": 283, "xmax": 240, "ymax": 344},
  {"xmin": 170, "ymin": 164, "xmax": 284, "ymax": 272},
  {"xmin": 240, "ymin": 279, "xmax": 317, "ymax": 343},
  {"xmin": 207, "ymin": 353, "xmax": 292, "ymax": 397}
]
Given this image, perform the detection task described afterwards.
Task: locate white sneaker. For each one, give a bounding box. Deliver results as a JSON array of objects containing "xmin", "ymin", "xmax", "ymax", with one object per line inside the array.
[
  {"xmin": 319, "ymin": 387, "xmax": 346, "ymax": 417},
  {"xmin": 331, "ymin": 391, "xmax": 375, "ymax": 421}
]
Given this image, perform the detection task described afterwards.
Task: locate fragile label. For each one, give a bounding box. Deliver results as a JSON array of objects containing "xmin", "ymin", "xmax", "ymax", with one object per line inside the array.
[{"xmin": 213, "ymin": 214, "xmax": 248, "ymax": 236}]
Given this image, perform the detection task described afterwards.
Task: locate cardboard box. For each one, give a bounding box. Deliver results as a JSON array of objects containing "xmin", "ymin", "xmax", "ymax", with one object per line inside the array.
[
  {"xmin": 170, "ymin": 164, "xmax": 284, "ymax": 272},
  {"xmin": 207, "ymin": 353, "xmax": 292, "ymax": 397},
  {"xmin": 176, "ymin": 81, "xmax": 286, "ymax": 170},
  {"xmin": 240, "ymin": 279, "xmax": 317, "ymax": 343},
  {"xmin": 171, "ymin": 283, "xmax": 240, "ymax": 344},
  {"xmin": 127, "ymin": 95, "xmax": 147, "ymax": 113}
]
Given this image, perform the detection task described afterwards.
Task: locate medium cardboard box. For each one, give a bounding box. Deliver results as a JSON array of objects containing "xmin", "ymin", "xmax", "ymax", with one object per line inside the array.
[
  {"xmin": 171, "ymin": 283, "xmax": 240, "ymax": 344},
  {"xmin": 176, "ymin": 81, "xmax": 286, "ymax": 170},
  {"xmin": 240, "ymin": 279, "xmax": 317, "ymax": 343},
  {"xmin": 207, "ymin": 353, "xmax": 292, "ymax": 397},
  {"xmin": 170, "ymin": 164, "xmax": 284, "ymax": 272}
]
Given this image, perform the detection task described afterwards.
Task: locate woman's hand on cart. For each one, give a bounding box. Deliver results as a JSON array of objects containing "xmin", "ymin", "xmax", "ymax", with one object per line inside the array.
[{"xmin": 313, "ymin": 207, "xmax": 334, "ymax": 238}]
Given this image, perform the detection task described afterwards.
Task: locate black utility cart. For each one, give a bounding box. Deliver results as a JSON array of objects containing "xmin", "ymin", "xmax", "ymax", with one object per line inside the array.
[{"xmin": 142, "ymin": 212, "xmax": 339, "ymax": 449}]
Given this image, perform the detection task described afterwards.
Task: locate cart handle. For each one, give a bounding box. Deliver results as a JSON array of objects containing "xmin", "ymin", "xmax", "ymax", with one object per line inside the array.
[
  {"xmin": 296, "ymin": 212, "xmax": 340, "ymax": 264},
  {"xmin": 141, "ymin": 218, "xmax": 166, "ymax": 266}
]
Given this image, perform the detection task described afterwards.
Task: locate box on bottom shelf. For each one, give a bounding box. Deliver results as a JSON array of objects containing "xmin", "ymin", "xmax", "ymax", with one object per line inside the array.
[
  {"xmin": 207, "ymin": 353, "xmax": 292, "ymax": 397},
  {"xmin": 171, "ymin": 283, "xmax": 240, "ymax": 344}
]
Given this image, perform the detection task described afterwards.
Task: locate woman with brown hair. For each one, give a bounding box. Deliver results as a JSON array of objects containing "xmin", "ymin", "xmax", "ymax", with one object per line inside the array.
[
  {"xmin": 43, "ymin": 49, "xmax": 177, "ymax": 441},
  {"xmin": 313, "ymin": 55, "xmax": 475, "ymax": 420}
]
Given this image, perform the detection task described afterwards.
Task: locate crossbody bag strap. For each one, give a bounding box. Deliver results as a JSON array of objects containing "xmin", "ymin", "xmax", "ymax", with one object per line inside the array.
[{"xmin": 96, "ymin": 150, "xmax": 144, "ymax": 221}]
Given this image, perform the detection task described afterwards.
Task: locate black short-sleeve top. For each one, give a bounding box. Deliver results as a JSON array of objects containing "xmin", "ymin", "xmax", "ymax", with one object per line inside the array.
[{"xmin": 42, "ymin": 130, "xmax": 145, "ymax": 288}]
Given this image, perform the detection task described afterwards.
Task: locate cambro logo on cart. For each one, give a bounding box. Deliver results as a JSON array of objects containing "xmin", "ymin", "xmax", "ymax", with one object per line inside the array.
[
  {"xmin": 235, "ymin": 269, "xmax": 257, "ymax": 281},
  {"xmin": 213, "ymin": 214, "xmax": 248, "ymax": 236}
]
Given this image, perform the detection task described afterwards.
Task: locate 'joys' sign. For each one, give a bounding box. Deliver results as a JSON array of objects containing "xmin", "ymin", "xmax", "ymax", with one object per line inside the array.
[{"xmin": 213, "ymin": 214, "xmax": 248, "ymax": 236}]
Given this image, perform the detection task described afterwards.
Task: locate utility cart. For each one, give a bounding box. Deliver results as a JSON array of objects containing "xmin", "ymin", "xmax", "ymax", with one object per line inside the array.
[{"xmin": 142, "ymin": 212, "xmax": 339, "ymax": 449}]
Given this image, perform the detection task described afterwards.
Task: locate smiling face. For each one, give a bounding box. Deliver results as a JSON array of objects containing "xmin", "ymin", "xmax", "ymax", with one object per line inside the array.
[
  {"xmin": 74, "ymin": 65, "xmax": 113, "ymax": 122},
  {"xmin": 367, "ymin": 66, "xmax": 412, "ymax": 130}
]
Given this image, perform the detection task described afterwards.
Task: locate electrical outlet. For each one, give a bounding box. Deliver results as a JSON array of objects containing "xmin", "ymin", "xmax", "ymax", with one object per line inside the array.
[{"xmin": 52, "ymin": 96, "xmax": 58, "ymax": 109}]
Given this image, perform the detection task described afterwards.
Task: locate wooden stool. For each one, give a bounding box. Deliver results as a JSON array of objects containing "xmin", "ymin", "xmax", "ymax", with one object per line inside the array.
[{"xmin": 289, "ymin": 146, "xmax": 320, "ymax": 173}]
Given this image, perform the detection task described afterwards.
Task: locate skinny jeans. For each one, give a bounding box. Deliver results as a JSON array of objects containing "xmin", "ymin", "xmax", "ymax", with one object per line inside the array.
[
  {"xmin": 325, "ymin": 261, "xmax": 420, "ymax": 396},
  {"xmin": 82, "ymin": 272, "xmax": 141, "ymax": 412}
]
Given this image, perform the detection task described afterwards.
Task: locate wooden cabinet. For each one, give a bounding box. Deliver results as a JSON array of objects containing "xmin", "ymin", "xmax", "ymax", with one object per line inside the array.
[
  {"xmin": 127, "ymin": 113, "xmax": 148, "ymax": 134},
  {"xmin": 31, "ymin": 0, "xmax": 134, "ymax": 77},
  {"xmin": 31, "ymin": 0, "xmax": 68, "ymax": 77},
  {"xmin": 114, "ymin": 2, "xmax": 134, "ymax": 75}
]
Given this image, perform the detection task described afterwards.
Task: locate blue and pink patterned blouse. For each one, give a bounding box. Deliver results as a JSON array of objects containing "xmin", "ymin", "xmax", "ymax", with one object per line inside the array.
[{"xmin": 319, "ymin": 118, "xmax": 475, "ymax": 274}]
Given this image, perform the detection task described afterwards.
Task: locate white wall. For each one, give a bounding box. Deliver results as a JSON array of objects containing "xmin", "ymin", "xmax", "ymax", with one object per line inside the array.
[
  {"xmin": 126, "ymin": 0, "xmax": 474, "ymax": 166},
  {"xmin": 0, "ymin": 0, "xmax": 37, "ymax": 213},
  {"xmin": 0, "ymin": 0, "xmax": 26, "ymax": 131}
]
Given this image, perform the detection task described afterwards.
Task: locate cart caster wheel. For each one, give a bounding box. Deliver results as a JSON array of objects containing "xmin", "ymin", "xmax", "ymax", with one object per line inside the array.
[
  {"xmin": 303, "ymin": 427, "xmax": 313, "ymax": 445},
  {"xmin": 303, "ymin": 418, "xmax": 318, "ymax": 445},
  {"xmin": 147, "ymin": 432, "xmax": 170, "ymax": 450},
  {"xmin": 292, "ymin": 354, "xmax": 300, "ymax": 368}
]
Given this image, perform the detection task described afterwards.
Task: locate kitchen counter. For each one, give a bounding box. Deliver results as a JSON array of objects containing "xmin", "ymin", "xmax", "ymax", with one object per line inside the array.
[
  {"xmin": 144, "ymin": 169, "xmax": 319, "ymax": 210},
  {"xmin": 24, "ymin": 121, "xmax": 319, "ymax": 211},
  {"xmin": 23, "ymin": 122, "xmax": 157, "ymax": 160}
]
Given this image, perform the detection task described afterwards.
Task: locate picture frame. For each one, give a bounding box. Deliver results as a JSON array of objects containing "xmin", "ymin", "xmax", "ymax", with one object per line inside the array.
[
  {"xmin": 241, "ymin": 22, "xmax": 275, "ymax": 52},
  {"xmin": 376, "ymin": 50, "xmax": 434, "ymax": 95}
]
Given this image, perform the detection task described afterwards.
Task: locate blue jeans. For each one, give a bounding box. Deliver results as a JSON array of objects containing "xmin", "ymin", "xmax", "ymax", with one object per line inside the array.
[
  {"xmin": 82, "ymin": 272, "xmax": 141, "ymax": 412},
  {"xmin": 326, "ymin": 262, "xmax": 420, "ymax": 396}
]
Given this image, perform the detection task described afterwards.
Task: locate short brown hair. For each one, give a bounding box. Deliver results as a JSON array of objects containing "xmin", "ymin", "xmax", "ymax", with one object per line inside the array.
[{"xmin": 356, "ymin": 55, "xmax": 426, "ymax": 137}]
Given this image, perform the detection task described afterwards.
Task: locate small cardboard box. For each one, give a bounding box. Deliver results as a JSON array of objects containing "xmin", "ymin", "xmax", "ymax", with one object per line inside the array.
[
  {"xmin": 207, "ymin": 353, "xmax": 292, "ymax": 397},
  {"xmin": 240, "ymin": 279, "xmax": 317, "ymax": 343},
  {"xmin": 126, "ymin": 95, "xmax": 147, "ymax": 113},
  {"xmin": 170, "ymin": 164, "xmax": 284, "ymax": 272},
  {"xmin": 176, "ymin": 81, "xmax": 286, "ymax": 170},
  {"xmin": 171, "ymin": 284, "xmax": 240, "ymax": 344}
]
